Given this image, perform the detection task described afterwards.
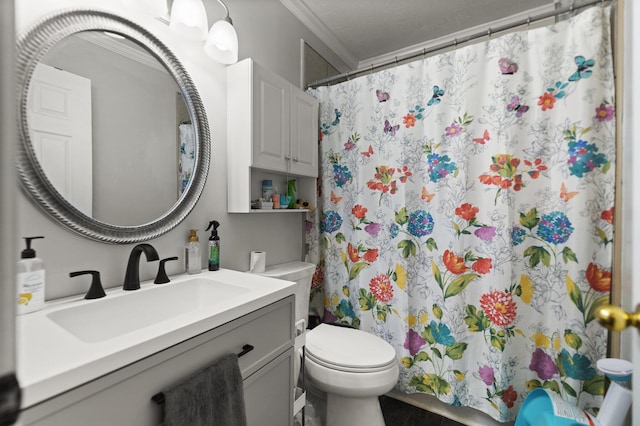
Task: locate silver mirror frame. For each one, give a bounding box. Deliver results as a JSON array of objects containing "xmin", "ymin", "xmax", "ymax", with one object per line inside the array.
[{"xmin": 16, "ymin": 9, "xmax": 210, "ymax": 244}]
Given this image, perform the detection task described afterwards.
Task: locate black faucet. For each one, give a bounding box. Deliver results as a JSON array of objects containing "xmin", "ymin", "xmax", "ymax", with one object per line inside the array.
[{"xmin": 123, "ymin": 243, "xmax": 159, "ymax": 290}]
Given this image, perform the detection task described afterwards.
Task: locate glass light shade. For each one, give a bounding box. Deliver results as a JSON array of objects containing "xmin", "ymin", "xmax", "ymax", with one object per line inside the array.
[
  {"xmin": 204, "ymin": 20, "xmax": 239, "ymax": 64},
  {"xmin": 169, "ymin": 0, "xmax": 208, "ymax": 41}
]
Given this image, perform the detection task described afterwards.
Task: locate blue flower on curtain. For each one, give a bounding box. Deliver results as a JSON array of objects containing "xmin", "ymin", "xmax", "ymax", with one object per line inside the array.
[
  {"xmin": 321, "ymin": 210, "xmax": 342, "ymax": 233},
  {"xmin": 537, "ymin": 211, "xmax": 574, "ymax": 245}
]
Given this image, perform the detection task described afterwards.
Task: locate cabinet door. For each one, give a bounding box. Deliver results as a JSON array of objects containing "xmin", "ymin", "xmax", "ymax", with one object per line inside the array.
[
  {"xmin": 252, "ymin": 66, "xmax": 290, "ymax": 173},
  {"xmin": 289, "ymin": 88, "xmax": 319, "ymax": 177},
  {"xmin": 244, "ymin": 349, "xmax": 294, "ymax": 426}
]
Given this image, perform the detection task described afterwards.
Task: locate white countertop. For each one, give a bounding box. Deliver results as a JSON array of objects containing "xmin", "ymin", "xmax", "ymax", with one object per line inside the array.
[{"xmin": 16, "ymin": 268, "xmax": 295, "ymax": 409}]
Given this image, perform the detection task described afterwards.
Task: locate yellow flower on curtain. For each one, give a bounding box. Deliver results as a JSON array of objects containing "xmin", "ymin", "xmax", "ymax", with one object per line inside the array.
[{"xmin": 532, "ymin": 333, "xmax": 551, "ymax": 348}]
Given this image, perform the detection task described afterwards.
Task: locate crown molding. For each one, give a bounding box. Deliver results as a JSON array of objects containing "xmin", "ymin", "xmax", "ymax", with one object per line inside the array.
[
  {"xmin": 279, "ymin": 0, "xmax": 358, "ymax": 70},
  {"xmin": 75, "ymin": 31, "xmax": 166, "ymax": 73}
]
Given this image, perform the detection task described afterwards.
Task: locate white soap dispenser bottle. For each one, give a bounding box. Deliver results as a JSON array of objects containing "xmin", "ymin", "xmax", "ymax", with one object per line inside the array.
[
  {"xmin": 185, "ymin": 229, "xmax": 201, "ymax": 275},
  {"xmin": 17, "ymin": 236, "xmax": 45, "ymax": 315}
]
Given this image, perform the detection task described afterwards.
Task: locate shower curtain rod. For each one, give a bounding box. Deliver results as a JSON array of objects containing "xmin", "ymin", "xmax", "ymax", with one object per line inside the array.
[{"xmin": 307, "ymin": 0, "xmax": 610, "ymax": 89}]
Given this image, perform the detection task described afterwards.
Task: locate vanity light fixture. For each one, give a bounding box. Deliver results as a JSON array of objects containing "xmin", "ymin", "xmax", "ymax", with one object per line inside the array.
[
  {"xmin": 168, "ymin": 0, "xmax": 239, "ymax": 65},
  {"xmin": 203, "ymin": 0, "xmax": 239, "ymax": 64},
  {"xmin": 169, "ymin": 0, "xmax": 209, "ymax": 41}
]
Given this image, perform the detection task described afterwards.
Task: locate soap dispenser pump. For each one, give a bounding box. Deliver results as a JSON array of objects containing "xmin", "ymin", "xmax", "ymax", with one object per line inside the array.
[
  {"xmin": 17, "ymin": 236, "xmax": 45, "ymax": 314},
  {"xmin": 205, "ymin": 220, "xmax": 220, "ymax": 271},
  {"xmin": 185, "ymin": 229, "xmax": 201, "ymax": 275}
]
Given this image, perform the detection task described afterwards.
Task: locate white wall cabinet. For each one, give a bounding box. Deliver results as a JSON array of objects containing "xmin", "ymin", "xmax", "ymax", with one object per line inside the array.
[
  {"xmin": 289, "ymin": 87, "xmax": 319, "ymax": 176},
  {"xmin": 20, "ymin": 296, "xmax": 295, "ymax": 426},
  {"xmin": 227, "ymin": 58, "xmax": 318, "ymax": 213}
]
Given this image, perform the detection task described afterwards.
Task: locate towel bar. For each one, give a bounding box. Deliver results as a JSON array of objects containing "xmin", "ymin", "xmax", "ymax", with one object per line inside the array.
[{"xmin": 151, "ymin": 344, "xmax": 254, "ymax": 405}]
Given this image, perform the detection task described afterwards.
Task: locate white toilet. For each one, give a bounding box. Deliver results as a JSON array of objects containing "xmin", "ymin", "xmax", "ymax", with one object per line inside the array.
[{"xmin": 258, "ymin": 261, "xmax": 399, "ymax": 426}]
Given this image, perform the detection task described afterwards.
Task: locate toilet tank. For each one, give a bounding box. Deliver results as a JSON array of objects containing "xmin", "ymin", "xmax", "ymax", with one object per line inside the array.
[{"xmin": 258, "ymin": 261, "xmax": 316, "ymax": 328}]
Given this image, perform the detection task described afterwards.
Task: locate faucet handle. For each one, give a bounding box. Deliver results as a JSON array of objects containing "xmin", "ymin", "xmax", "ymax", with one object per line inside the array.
[
  {"xmin": 154, "ymin": 257, "xmax": 179, "ymax": 284},
  {"xmin": 70, "ymin": 270, "xmax": 106, "ymax": 299}
]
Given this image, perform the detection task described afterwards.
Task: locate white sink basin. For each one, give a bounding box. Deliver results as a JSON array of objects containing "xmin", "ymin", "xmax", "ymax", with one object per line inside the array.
[{"xmin": 46, "ymin": 277, "xmax": 250, "ymax": 343}]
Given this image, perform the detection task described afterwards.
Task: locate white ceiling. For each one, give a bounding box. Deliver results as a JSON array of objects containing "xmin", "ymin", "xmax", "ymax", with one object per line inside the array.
[{"xmin": 281, "ymin": 0, "xmax": 559, "ymax": 70}]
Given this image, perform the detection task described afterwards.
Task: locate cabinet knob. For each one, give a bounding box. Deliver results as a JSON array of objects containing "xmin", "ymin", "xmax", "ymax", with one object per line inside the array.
[
  {"xmin": 285, "ymin": 154, "xmax": 291, "ymax": 160},
  {"xmin": 595, "ymin": 304, "xmax": 640, "ymax": 331},
  {"xmin": 293, "ymin": 157, "xmax": 299, "ymax": 162}
]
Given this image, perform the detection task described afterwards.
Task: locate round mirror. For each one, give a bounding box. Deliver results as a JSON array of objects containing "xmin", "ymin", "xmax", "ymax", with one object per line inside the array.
[{"xmin": 16, "ymin": 9, "xmax": 210, "ymax": 243}]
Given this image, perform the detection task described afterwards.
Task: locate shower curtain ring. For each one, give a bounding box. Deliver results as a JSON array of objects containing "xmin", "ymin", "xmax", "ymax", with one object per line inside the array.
[
  {"xmin": 422, "ymin": 47, "xmax": 426, "ymax": 58},
  {"xmin": 395, "ymin": 56, "xmax": 398, "ymax": 66},
  {"xmin": 346, "ymin": 70, "xmax": 350, "ymax": 80},
  {"xmin": 487, "ymin": 28, "xmax": 492, "ymax": 38},
  {"xmin": 454, "ymin": 38, "xmax": 458, "ymax": 49},
  {"xmin": 526, "ymin": 17, "xmax": 531, "ymax": 27}
]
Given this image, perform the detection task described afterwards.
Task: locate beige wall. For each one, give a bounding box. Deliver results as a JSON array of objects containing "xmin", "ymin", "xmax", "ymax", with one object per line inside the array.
[{"xmin": 14, "ymin": 0, "xmax": 348, "ymax": 300}]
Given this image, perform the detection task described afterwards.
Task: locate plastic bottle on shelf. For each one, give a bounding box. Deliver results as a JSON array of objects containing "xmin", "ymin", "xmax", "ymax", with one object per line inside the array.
[{"xmin": 184, "ymin": 229, "xmax": 201, "ymax": 274}]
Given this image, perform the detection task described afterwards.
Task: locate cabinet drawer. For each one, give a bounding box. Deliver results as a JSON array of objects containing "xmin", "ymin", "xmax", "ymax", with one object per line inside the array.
[{"xmin": 21, "ymin": 296, "xmax": 294, "ymax": 426}]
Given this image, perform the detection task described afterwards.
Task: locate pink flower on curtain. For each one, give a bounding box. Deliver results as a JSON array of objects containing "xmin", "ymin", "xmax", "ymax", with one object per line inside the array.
[
  {"xmin": 474, "ymin": 226, "xmax": 496, "ymax": 241},
  {"xmin": 479, "ymin": 290, "xmax": 517, "ymax": 327},
  {"xmin": 529, "ymin": 348, "xmax": 559, "ymax": 380},
  {"xmin": 445, "ymin": 122, "xmax": 462, "ymax": 136},
  {"xmin": 404, "ymin": 329, "xmax": 426, "ymax": 356},
  {"xmin": 478, "ymin": 365, "xmax": 495, "ymax": 386},
  {"xmin": 365, "ymin": 223, "xmax": 381, "ymax": 236},
  {"xmin": 595, "ymin": 102, "xmax": 614, "ymax": 121},
  {"xmin": 370, "ymin": 274, "xmax": 394, "ymax": 303}
]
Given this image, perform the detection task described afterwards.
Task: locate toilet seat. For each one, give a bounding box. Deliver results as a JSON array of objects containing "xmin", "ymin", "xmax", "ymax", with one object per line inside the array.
[{"xmin": 305, "ymin": 324, "xmax": 397, "ymax": 373}]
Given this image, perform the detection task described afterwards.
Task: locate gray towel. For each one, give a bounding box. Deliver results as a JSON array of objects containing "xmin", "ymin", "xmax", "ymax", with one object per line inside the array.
[{"xmin": 163, "ymin": 353, "xmax": 247, "ymax": 426}]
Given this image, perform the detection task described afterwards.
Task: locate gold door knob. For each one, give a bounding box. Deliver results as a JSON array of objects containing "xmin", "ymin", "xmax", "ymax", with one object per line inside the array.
[{"xmin": 596, "ymin": 304, "xmax": 640, "ymax": 331}]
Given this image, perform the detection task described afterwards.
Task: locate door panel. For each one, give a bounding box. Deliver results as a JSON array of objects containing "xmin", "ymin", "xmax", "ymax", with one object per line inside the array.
[{"xmin": 28, "ymin": 63, "xmax": 92, "ymax": 216}]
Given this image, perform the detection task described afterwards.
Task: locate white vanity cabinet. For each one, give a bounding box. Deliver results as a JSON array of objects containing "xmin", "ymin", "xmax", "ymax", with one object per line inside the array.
[
  {"xmin": 227, "ymin": 58, "xmax": 318, "ymax": 213},
  {"xmin": 19, "ymin": 296, "xmax": 295, "ymax": 426}
]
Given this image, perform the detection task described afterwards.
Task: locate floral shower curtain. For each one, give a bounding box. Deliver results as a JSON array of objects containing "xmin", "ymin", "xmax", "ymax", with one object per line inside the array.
[{"xmin": 306, "ymin": 5, "xmax": 615, "ymax": 422}]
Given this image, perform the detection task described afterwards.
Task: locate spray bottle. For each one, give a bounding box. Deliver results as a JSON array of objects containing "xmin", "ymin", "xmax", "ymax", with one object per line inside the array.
[{"xmin": 205, "ymin": 220, "xmax": 220, "ymax": 271}]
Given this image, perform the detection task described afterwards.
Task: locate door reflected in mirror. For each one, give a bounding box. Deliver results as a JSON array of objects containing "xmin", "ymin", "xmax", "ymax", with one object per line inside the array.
[{"xmin": 29, "ymin": 31, "xmax": 193, "ymax": 226}]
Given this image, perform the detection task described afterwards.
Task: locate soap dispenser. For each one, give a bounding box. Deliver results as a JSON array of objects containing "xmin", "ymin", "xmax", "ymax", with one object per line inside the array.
[
  {"xmin": 185, "ymin": 229, "xmax": 201, "ymax": 275},
  {"xmin": 17, "ymin": 236, "xmax": 45, "ymax": 315},
  {"xmin": 205, "ymin": 220, "xmax": 220, "ymax": 271}
]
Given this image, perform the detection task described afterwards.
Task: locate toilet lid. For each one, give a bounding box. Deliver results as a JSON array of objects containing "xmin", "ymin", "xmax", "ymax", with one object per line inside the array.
[{"xmin": 305, "ymin": 324, "xmax": 397, "ymax": 372}]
